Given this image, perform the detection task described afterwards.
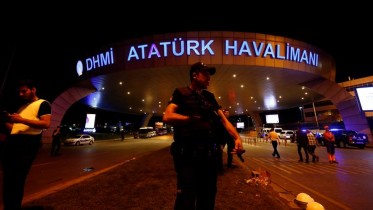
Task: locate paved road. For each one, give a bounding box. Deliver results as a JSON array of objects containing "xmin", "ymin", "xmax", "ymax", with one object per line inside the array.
[
  {"xmin": 1, "ymin": 135, "xmax": 372, "ymax": 210},
  {"xmin": 0, "ymin": 135, "xmax": 174, "ymax": 208},
  {"xmin": 241, "ymin": 138, "xmax": 373, "ymax": 210}
]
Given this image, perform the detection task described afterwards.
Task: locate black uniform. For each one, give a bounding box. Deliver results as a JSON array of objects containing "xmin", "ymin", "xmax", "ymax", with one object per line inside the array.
[
  {"xmin": 51, "ymin": 128, "xmax": 61, "ymax": 156},
  {"xmin": 169, "ymin": 86, "xmax": 221, "ymax": 210},
  {"xmin": 296, "ymin": 129, "xmax": 309, "ymax": 162}
]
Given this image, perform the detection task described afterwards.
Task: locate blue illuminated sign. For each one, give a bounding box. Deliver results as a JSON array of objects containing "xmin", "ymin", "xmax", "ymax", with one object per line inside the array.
[
  {"xmin": 127, "ymin": 38, "xmax": 318, "ymax": 66},
  {"xmin": 77, "ymin": 37, "xmax": 319, "ymax": 76},
  {"xmin": 76, "ymin": 48, "xmax": 115, "ymax": 76}
]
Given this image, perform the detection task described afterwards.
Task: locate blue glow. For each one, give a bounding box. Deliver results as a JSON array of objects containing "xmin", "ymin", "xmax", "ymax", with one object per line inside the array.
[
  {"xmin": 83, "ymin": 91, "xmax": 101, "ymax": 108},
  {"xmin": 127, "ymin": 38, "xmax": 318, "ymax": 66},
  {"xmin": 83, "ymin": 48, "xmax": 114, "ymax": 74},
  {"xmin": 76, "ymin": 60, "xmax": 83, "ymax": 76}
]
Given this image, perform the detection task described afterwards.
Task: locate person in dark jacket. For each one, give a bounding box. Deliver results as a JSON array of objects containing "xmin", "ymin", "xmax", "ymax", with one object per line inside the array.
[
  {"xmin": 163, "ymin": 62, "xmax": 244, "ymax": 210},
  {"xmin": 295, "ymin": 127, "xmax": 309, "ymax": 163},
  {"xmin": 215, "ymin": 109, "xmax": 236, "ymax": 174},
  {"xmin": 51, "ymin": 125, "xmax": 62, "ymax": 156}
]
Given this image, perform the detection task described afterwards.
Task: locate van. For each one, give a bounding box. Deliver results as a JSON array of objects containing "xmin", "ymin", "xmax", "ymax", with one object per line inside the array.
[
  {"xmin": 261, "ymin": 127, "xmax": 282, "ymax": 136},
  {"xmin": 280, "ymin": 130, "xmax": 294, "ymax": 139},
  {"xmin": 261, "ymin": 128, "xmax": 271, "ymax": 137},
  {"xmin": 317, "ymin": 129, "xmax": 368, "ymax": 149},
  {"xmin": 274, "ymin": 128, "xmax": 283, "ymax": 134},
  {"xmin": 138, "ymin": 127, "xmax": 157, "ymax": 138}
]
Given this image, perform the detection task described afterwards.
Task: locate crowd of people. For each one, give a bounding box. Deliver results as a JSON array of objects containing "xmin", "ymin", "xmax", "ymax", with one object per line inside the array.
[{"xmin": 262, "ymin": 126, "xmax": 334, "ymax": 165}]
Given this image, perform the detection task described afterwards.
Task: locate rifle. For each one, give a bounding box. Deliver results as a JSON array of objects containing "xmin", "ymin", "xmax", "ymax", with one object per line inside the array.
[{"xmin": 194, "ymin": 91, "xmax": 246, "ymax": 162}]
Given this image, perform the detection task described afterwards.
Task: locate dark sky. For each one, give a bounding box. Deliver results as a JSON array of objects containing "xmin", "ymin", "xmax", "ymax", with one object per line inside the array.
[{"xmin": 2, "ymin": 8, "xmax": 372, "ymax": 109}]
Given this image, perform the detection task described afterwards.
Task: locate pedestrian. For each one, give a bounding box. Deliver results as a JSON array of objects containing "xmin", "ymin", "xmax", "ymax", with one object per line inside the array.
[
  {"xmin": 1, "ymin": 78, "xmax": 52, "ymax": 210},
  {"xmin": 323, "ymin": 125, "xmax": 338, "ymax": 164},
  {"xmin": 268, "ymin": 127, "xmax": 281, "ymax": 158},
  {"xmin": 215, "ymin": 109, "xmax": 236, "ymax": 175},
  {"xmin": 163, "ymin": 61, "xmax": 244, "ymax": 210},
  {"xmin": 222, "ymin": 109, "xmax": 235, "ymax": 168},
  {"xmin": 295, "ymin": 127, "xmax": 309, "ymax": 163},
  {"xmin": 51, "ymin": 125, "xmax": 62, "ymax": 156},
  {"xmin": 306, "ymin": 129, "xmax": 319, "ymax": 162},
  {"xmin": 120, "ymin": 129, "xmax": 125, "ymax": 141}
]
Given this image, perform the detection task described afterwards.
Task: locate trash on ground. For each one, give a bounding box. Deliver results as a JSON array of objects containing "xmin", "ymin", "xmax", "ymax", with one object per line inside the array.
[
  {"xmin": 244, "ymin": 168, "xmax": 271, "ymax": 186},
  {"xmin": 83, "ymin": 167, "xmax": 94, "ymax": 172}
]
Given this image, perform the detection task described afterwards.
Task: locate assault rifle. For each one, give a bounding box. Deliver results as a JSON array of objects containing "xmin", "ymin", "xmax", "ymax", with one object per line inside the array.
[{"xmin": 194, "ymin": 91, "xmax": 246, "ymax": 162}]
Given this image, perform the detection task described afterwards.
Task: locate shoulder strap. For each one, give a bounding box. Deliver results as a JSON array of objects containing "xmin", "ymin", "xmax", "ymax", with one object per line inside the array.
[{"xmin": 176, "ymin": 87, "xmax": 193, "ymax": 96}]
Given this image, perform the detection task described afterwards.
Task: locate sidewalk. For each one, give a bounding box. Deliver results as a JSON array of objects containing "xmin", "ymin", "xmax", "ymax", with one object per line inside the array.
[{"xmin": 20, "ymin": 146, "xmax": 297, "ymax": 210}]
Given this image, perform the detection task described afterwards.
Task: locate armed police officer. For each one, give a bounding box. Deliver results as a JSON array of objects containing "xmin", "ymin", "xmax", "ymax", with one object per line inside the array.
[{"xmin": 163, "ymin": 62, "xmax": 244, "ymax": 210}]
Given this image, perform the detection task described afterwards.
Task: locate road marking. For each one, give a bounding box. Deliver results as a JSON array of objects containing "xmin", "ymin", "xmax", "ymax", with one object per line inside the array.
[
  {"xmin": 276, "ymin": 164, "xmax": 303, "ymax": 174},
  {"xmin": 22, "ymin": 157, "xmax": 137, "ymax": 204},
  {"xmin": 250, "ymin": 158, "xmax": 352, "ymax": 210},
  {"xmin": 253, "ymin": 157, "xmax": 369, "ymax": 175}
]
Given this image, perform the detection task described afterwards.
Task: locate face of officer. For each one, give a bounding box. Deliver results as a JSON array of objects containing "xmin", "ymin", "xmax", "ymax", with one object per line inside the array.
[{"xmin": 193, "ymin": 70, "xmax": 211, "ymax": 89}]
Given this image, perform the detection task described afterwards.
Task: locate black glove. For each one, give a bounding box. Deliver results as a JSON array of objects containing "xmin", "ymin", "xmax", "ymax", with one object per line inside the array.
[{"xmin": 236, "ymin": 149, "xmax": 246, "ymax": 162}]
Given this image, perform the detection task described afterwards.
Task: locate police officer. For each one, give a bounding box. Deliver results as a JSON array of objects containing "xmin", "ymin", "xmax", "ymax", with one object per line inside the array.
[{"xmin": 163, "ymin": 62, "xmax": 244, "ymax": 210}]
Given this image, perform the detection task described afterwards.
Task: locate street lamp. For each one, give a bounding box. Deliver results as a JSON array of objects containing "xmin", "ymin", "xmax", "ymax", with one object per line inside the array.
[{"xmin": 299, "ymin": 106, "xmax": 304, "ymax": 122}]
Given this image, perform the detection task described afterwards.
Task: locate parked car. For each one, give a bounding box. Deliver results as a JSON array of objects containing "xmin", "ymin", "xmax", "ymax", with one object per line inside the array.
[
  {"xmin": 156, "ymin": 128, "xmax": 168, "ymax": 136},
  {"xmin": 280, "ymin": 130, "xmax": 295, "ymax": 140},
  {"xmin": 317, "ymin": 129, "xmax": 368, "ymax": 149},
  {"xmin": 138, "ymin": 127, "xmax": 157, "ymax": 138},
  {"xmin": 64, "ymin": 134, "xmax": 95, "ymax": 146}
]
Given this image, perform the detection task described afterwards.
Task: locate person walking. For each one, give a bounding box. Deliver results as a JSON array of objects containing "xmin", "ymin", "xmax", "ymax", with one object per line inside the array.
[
  {"xmin": 120, "ymin": 129, "xmax": 125, "ymax": 141},
  {"xmin": 295, "ymin": 127, "xmax": 309, "ymax": 163},
  {"xmin": 215, "ymin": 109, "xmax": 235, "ymax": 174},
  {"xmin": 222, "ymin": 109, "xmax": 235, "ymax": 168},
  {"xmin": 323, "ymin": 125, "xmax": 338, "ymax": 164},
  {"xmin": 1, "ymin": 78, "xmax": 52, "ymax": 210},
  {"xmin": 306, "ymin": 129, "xmax": 319, "ymax": 162},
  {"xmin": 268, "ymin": 127, "xmax": 280, "ymax": 158},
  {"xmin": 51, "ymin": 125, "xmax": 62, "ymax": 156},
  {"xmin": 163, "ymin": 62, "xmax": 244, "ymax": 210}
]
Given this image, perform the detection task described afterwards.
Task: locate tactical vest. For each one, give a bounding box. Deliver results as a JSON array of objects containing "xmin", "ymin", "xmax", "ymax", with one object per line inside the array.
[{"xmin": 173, "ymin": 87, "xmax": 217, "ymax": 141}]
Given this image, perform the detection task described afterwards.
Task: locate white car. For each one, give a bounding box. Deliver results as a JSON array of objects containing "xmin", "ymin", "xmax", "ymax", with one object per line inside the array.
[
  {"xmin": 280, "ymin": 130, "xmax": 295, "ymax": 139},
  {"xmin": 138, "ymin": 127, "xmax": 157, "ymax": 138},
  {"xmin": 64, "ymin": 134, "xmax": 95, "ymax": 146}
]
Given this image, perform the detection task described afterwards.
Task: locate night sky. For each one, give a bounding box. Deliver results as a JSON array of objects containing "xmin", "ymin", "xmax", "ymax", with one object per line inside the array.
[{"xmin": 2, "ymin": 7, "xmax": 372, "ymax": 115}]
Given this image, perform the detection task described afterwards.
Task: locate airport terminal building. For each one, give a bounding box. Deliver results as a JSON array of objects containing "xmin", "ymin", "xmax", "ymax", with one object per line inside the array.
[{"xmin": 43, "ymin": 31, "xmax": 372, "ymax": 144}]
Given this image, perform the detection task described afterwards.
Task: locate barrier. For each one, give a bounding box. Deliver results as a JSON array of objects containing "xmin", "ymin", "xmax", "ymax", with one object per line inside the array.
[{"xmin": 243, "ymin": 136, "xmax": 258, "ymax": 145}]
